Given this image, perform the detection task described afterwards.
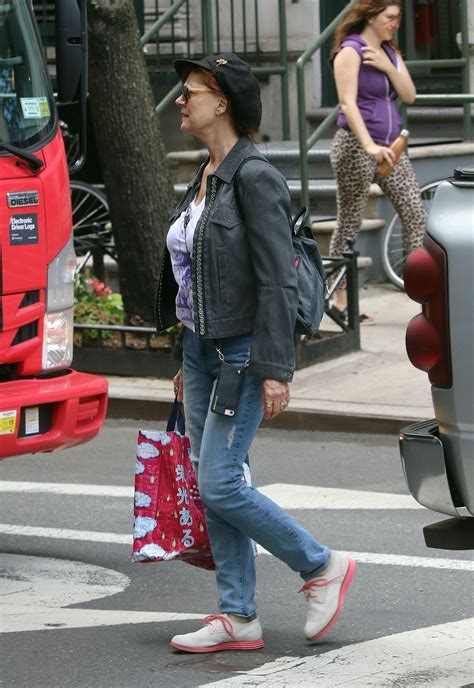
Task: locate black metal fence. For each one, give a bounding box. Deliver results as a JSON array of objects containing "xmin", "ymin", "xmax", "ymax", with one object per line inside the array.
[{"xmin": 73, "ymin": 253, "xmax": 361, "ymax": 377}]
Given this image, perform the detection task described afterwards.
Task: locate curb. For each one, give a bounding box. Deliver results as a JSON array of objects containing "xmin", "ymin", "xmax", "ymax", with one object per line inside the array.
[{"xmin": 106, "ymin": 395, "xmax": 419, "ymax": 436}]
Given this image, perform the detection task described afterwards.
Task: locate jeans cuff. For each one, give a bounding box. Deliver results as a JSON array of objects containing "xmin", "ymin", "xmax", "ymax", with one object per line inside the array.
[{"xmin": 301, "ymin": 553, "xmax": 331, "ymax": 581}]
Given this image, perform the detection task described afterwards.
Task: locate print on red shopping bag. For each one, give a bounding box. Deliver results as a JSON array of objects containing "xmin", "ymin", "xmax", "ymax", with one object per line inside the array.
[{"xmin": 132, "ymin": 428, "xmax": 214, "ymax": 569}]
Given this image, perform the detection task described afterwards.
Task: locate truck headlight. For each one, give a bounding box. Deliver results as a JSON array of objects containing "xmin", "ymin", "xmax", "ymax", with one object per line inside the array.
[
  {"xmin": 47, "ymin": 235, "xmax": 76, "ymax": 310},
  {"xmin": 42, "ymin": 308, "xmax": 74, "ymax": 370},
  {"xmin": 42, "ymin": 237, "xmax": 76, "ymax": 371}
]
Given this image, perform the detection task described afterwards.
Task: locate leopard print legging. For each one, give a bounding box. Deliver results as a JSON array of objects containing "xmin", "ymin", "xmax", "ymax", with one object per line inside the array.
[{"xmin": 329, "ymin": 128, "xmax": 427, "ymax": 287}]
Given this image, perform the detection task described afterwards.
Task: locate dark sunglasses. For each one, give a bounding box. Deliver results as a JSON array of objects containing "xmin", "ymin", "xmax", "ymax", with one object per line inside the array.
[{"xmin": 180, "ymin": 84, "xmax": 218, "ymax": 103}]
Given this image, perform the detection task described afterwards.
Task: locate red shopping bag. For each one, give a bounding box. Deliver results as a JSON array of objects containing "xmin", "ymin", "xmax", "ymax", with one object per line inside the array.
[{"xmin": 132, "ymin": 401, "xmax": 215, "ymax": 570}]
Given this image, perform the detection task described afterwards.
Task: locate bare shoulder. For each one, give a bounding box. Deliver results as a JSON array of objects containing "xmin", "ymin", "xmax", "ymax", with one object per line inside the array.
[{"xmin": 334, "ymin": 45, "xmax": 362, "ymax": 67}]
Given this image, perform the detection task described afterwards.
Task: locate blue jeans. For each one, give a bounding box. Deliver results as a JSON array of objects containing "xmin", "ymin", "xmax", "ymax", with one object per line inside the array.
[{"xmin": 182, "ymin": 328, "xmax": 330, "ymax": 619}]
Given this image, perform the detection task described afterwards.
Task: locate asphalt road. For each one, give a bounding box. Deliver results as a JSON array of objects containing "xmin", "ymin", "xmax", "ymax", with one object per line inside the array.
[{"xmin": 1, "ymin": 420, "xmax": 473, "ymax": 688}]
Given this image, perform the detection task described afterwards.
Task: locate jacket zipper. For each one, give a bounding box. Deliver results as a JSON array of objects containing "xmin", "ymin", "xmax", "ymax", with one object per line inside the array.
[
  {"xmin": 155, "ymin": 247, "xmax": 168, "ymax": 330},
  {"xmin": 195, "ymin": 175, "xmax": 218, "ymax": 335},
  {"xmin": 385, "ymin": 75, "xmax": 393, "ymax": 145}
]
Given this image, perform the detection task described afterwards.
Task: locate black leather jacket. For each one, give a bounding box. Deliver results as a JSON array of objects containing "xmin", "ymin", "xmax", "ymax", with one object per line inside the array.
[{"xmin": 155, "ymin": 137, "xmax": 298, "ymax": 382}]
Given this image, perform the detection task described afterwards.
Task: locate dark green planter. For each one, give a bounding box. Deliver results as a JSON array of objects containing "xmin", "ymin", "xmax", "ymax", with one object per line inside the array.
[
  {"xmin": 72, "ymin": 329, "xmax": 358, "ymax": 379},
  {"xmin": 72, "ymin": 345, "xmax": 180, "ymax": 378}
]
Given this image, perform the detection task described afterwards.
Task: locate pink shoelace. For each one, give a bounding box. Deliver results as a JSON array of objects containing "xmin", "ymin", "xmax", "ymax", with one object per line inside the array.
[
  {"xmin": 298, "ymin": 573, "xmax": 344, "ymax": 600},
  {"xmin": 202, "ymin": 614, "xmax": 236, "ymax": 640}
]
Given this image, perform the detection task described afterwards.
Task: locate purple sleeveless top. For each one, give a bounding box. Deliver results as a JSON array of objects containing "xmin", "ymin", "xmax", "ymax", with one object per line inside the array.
[{"xmin": 333, "ymin": 34, "xmax": 403, "ymax": 145}]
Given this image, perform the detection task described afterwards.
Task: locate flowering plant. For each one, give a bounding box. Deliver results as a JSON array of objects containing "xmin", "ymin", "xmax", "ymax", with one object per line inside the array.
[{"xmin": 74, "ymin": 273, "xmax": 124, "ymax": 346}]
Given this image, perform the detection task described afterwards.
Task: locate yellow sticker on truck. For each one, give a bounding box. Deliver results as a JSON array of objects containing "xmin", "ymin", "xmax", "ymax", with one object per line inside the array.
[
  {"xmin": 0, "ymin": 410, "xmax": 17, "ymax": 435},
  {"xmin": 20, "ymin": 97, "xmax": 50, "ymax": 119}
]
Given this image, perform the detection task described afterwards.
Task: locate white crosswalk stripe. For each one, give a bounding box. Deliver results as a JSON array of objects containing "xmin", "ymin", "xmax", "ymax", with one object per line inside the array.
[
  {"xmin": 200, "ymin": 619, "xmax": 474, "ymax": 688},
  {"xmin": 0, "ymin": 554, "xmax": 204, "ymax": 634},
  {"xmin": 0, "ymin": 480, "xmax": 422, "ymax": 509},
  {"xmin": 0, "ymin": 523, "xmax": 472, "ymax": 571},
  {"xmin": 2, "ymin": 477, "xmax": 472, "ymax": 687}
]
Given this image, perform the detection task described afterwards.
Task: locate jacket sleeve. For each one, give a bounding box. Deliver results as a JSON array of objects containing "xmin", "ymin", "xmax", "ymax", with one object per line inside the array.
[{"xmin": 237, "ymin": 161, "xmax": 298, "ymax": 381}]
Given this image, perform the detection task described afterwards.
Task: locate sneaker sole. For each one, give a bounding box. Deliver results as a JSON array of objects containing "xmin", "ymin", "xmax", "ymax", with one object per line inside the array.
[
  {"xmin": 170, "ymin": 639, "xmax": 264, "ymax": 653},
  {"xmin": 307, "ymin": 557, "xmax": 356, "ymax": 642}
]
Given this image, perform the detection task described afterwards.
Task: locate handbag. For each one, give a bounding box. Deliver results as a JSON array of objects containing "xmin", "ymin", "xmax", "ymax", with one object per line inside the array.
[
  {"xmin": 291, "ymin": 206, "xmax": 327, "ymax": 336},
  {"xmin": 236, "ymin": 157, "xmax": 327, "ymax": 336},
  {"xmin": 132, "ymin": 399, "xmax": 215, "ymax": 570}
]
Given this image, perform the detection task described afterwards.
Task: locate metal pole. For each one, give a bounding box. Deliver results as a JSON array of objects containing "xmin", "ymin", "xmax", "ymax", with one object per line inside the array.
[
  {"xmin": 414, "ymin": 94, "xmax": 474, "ymax": 104},
  {"xmin": 296, "ymin": 58, "xmax": 309, "ymax": 209},
  {"xmin": 140, "ymin": 0, "xmax": 187, "ymax": 46},
  {"xmin": 460, "ymin": 0, "xmax": 472, "ymax": 141},
  {"xmin": 279, "ymin": 0, "xmax": 290, "ymax": 140},
  {"xmin": 155, "ymin": 82, "xmax": 181, "ymax": 116},
  {"xmin": 296, "ymin": 0, "xmax": 358, "ymax": 212},
  {"xmin": 202, "ymin": 0, "xmax": 213, "ymax": 55},
  {"xmin": 133, "ymin": 0, "xmax": 145, "ymax": 35},
  {"xmin": 307, "ymin": 107, "xmax": 338, "ymax": 150},
  {"xmin": 230, "ymin": 0, "xmax": 235, "ymax": 53},
  {"xmin": 215, "ymin": 0, "xmax": 220, "ymax": 53},
  {"xmin": 405, "ymin": 58, "xmax": 466, "ymax": 69},
  {"xmin": 254, "ymin": 0, "xmax": 260, "ymax": 59},
  {"xmin": 242, "ymin": 0, "xmax": 247, "ymax": 54}
]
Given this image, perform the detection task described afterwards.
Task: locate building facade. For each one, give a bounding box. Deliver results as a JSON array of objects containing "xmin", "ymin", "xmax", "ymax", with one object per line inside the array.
[{"xmin": 142, "ymin": 0, "xmax": 473, "ymax": 143}]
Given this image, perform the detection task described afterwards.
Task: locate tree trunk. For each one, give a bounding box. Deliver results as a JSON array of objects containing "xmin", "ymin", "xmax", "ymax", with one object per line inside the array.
[{"xmin": 87, "ymin": 0, "xmax": 175, "ymax": 325}]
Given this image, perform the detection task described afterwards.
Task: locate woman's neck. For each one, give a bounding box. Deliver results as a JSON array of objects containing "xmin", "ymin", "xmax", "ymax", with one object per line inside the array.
[
  {"xmin": 200, "ymin": 127, "xmax": 239, "ymax": 173},
  {"xmin": 359, "ymin": 27, "xmax": 383, "ymax": 48}
]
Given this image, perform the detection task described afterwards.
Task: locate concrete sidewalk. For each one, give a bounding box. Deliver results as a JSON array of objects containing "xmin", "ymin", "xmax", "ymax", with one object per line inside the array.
[{"xmin": 105, "ymin": 284, "xmax": 434, "ymax": 433}]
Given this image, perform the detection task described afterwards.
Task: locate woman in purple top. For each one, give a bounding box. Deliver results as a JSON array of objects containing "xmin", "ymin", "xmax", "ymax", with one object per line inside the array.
[{"xmin": 329, "ymin": 0, "xmax": 426, "ymax": 321}]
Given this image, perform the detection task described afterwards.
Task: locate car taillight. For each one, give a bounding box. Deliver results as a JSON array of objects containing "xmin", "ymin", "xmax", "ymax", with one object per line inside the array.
[{"xmin": 404, "ymin": 233, "xmax": 452, "ymax": 388}]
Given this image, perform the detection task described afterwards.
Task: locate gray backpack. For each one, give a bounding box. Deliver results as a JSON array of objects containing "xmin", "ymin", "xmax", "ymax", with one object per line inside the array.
[{"xmin": 236, "ymin": 156, "xmax": 327, "ymax": 336}]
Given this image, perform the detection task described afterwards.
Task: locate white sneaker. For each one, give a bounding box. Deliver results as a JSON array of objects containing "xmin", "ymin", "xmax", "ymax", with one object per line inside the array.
[
  {"xmin": 299, "ymin": 551, "xmax": 355, "ymax": 641},
  {"xmin": 170, "ymin": 614, "xmax": 264, "ymax": 653}
]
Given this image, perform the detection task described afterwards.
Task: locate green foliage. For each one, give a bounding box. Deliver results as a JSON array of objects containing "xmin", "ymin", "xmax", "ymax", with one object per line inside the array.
[
  {"xmin": 73, "ymin": 271, "xmax": 180, "ymax": 350},
  {"xmin": 74, "ymin": 272, "xmax": 124, "ymax": 346}
]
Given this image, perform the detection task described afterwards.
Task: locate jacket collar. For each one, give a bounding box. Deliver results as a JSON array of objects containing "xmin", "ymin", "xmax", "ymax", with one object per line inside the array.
[
  {"xmin": 213, "ymin": 137, "xmax": 258, "ymax": 183},
  {"xmin": 191, "ymin": 137, "xmax": 261, "ymax": 187}
]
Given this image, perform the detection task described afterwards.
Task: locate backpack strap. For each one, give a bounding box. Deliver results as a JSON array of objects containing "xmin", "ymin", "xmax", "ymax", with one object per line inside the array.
[
  {"xmin": 233, "ymin": 155, "xmax": 265, "ymax": 221},
  {"xmin": 291, "ymin": 207, "xmax": 310, "ymax": 236},
  {"xmin": 235, "ymin": 156, "xmax": 309, "ymax": 237}
]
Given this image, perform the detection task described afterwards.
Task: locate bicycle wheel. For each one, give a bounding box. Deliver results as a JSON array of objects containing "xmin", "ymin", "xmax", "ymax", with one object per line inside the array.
[
  {"xmin": 381, "ymin": 180, "xmax": 442, "ymax": 290},
  {"xmin": 70, "ymin": 180, "xmax": 115, "ymax": 272}
]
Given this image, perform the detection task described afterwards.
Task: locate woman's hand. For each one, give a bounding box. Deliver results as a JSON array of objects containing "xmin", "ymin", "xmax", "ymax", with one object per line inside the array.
[
  {"xmin": 365, "ymin": 142, "xmax": 396, "ymax": 167},
  {"xmin": 361, "ymin": 46, "xmax": 394, "ymax": 74},
  {"xmin": 262, "ymin": 379, "xmax": 290, "ymax": 420},
  {"xmin": 173, "ymin": 368, "xmax": 184, "ymax": 403}
]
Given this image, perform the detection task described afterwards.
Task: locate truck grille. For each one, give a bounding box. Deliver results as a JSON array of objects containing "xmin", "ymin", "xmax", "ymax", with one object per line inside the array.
[
  {"xmin": 11, "ymin": 321, "xmax": 38, "ymax": 346},
  {"xmin": 0, "ymin": 290, "xmax": 45, "ymax": 373},
  {"xmin": 19, "ymin": 291, "xmax": 40, "ymax": 308}
]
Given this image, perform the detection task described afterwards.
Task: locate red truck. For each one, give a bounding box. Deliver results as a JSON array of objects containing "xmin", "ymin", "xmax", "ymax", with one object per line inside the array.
[{"xmin": 0, "ymin": 0, "xmax": 107, "ymax": 458}]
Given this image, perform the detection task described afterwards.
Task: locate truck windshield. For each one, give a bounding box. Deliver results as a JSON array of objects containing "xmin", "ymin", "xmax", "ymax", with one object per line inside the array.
[{"xmin": 0, "ymin": 0, "xmax": 54, "ymax": 149}]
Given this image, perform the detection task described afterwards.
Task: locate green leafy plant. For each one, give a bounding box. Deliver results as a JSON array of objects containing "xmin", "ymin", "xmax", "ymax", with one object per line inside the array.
[
  {"xmin": 74, "ymin": 272, "xmax": 124, "ymax": 347},
  {"xmin": 73, "ymin": 272, "xmax": 180, "ymax": 351}
]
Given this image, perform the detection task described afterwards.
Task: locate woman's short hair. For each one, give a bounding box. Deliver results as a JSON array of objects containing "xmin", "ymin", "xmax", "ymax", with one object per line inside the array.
[{"xmin": 332, "ymin": 0, "xmax": 402, "ymax": 54}]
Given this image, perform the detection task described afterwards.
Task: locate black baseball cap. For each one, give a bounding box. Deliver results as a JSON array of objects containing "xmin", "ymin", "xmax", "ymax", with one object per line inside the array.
[{"xmin": 174, "ymin": 52, "xmax": 262, "ymax": 131}]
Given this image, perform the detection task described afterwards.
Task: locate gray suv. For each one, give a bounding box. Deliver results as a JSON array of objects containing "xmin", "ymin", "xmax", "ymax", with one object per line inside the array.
[{"xmin": 399, "ymin": 166, "xmax": 474, "ymax": 550}]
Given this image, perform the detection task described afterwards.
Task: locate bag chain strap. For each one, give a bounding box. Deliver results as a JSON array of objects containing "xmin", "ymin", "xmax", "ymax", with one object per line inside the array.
[{"xmin": 213, "ymin": 339, "xmax": 250, "ymax": 367}]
